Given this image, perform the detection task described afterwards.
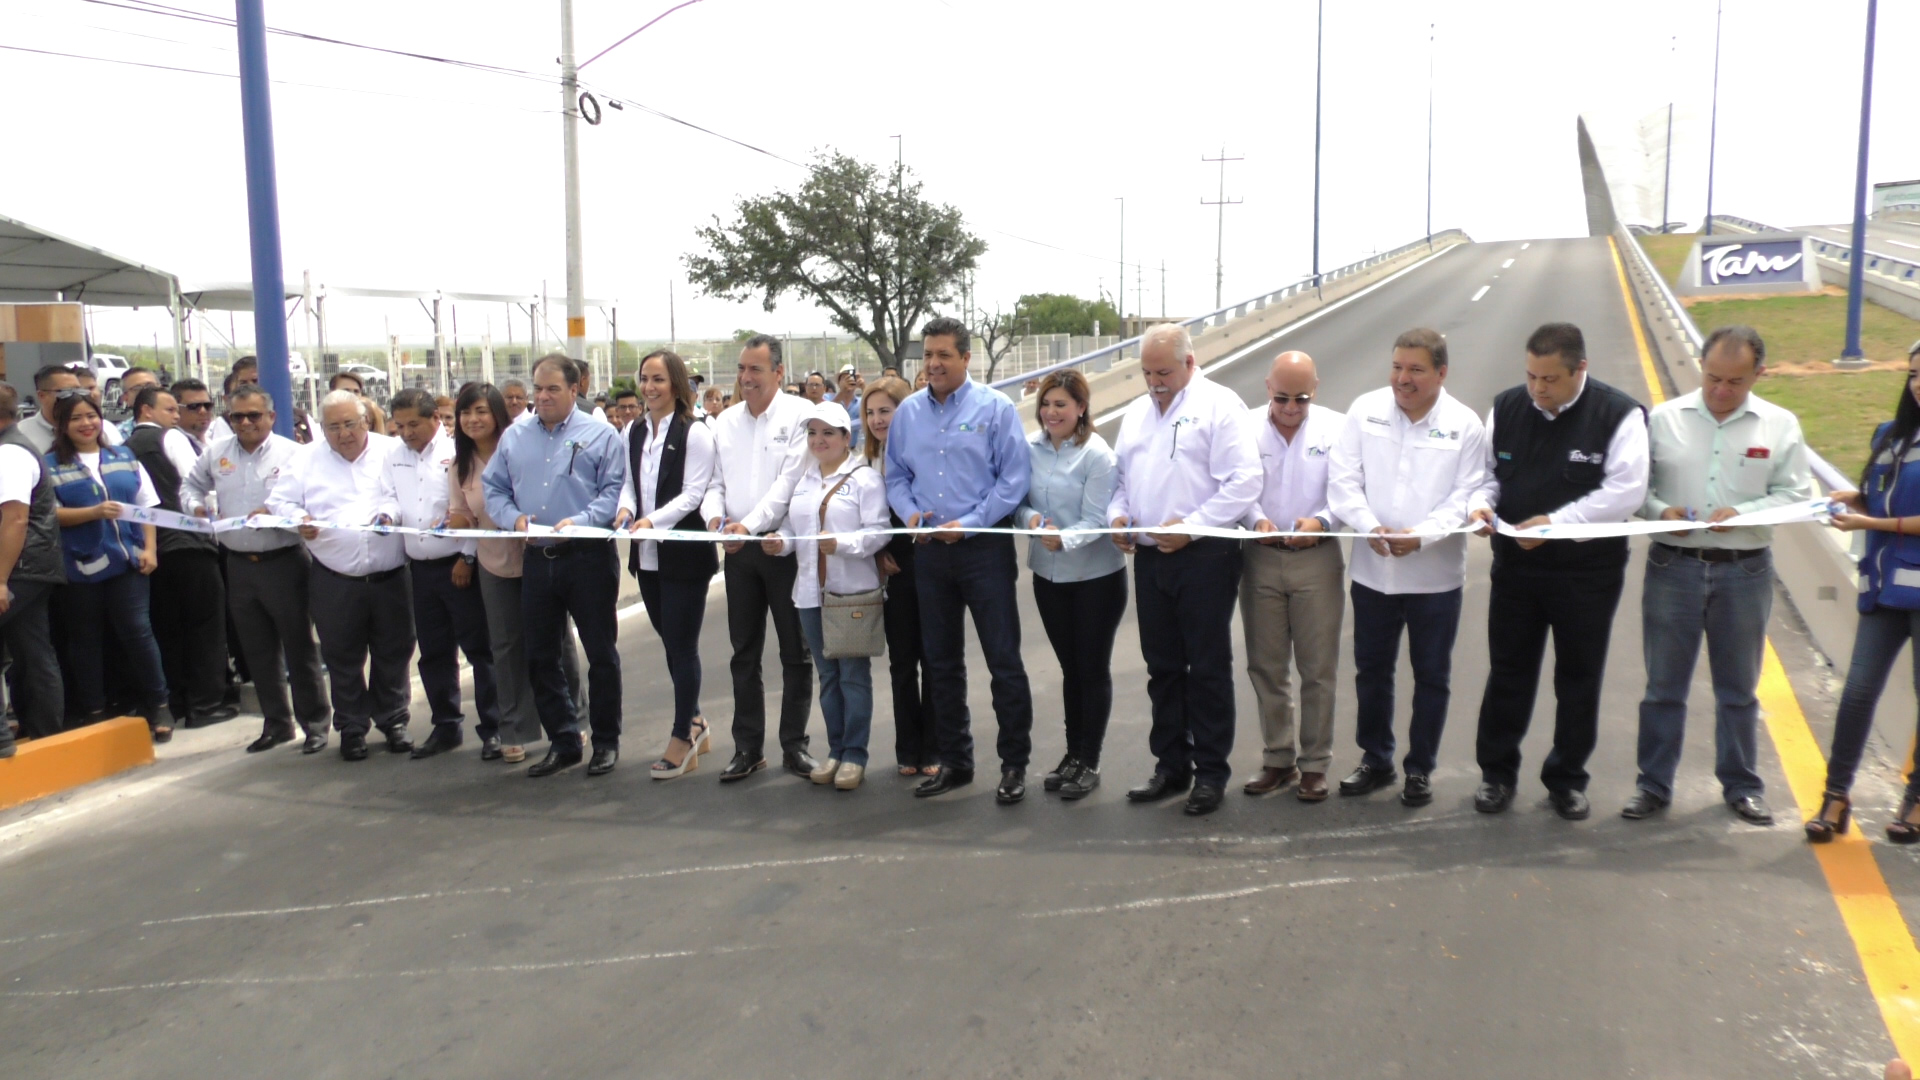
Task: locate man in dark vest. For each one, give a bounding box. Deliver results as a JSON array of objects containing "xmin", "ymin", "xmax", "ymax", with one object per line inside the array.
[
  {"xmin": 1466, "ymin": 323, "xmax": 1650, "ymax": 820},
  {"xmin": 127, "ymin": 384, "xmax": 237, "ymax": 728},
  {"xmin": 0, "ymin": 384, "xmax": 67, "ymax": 754}
]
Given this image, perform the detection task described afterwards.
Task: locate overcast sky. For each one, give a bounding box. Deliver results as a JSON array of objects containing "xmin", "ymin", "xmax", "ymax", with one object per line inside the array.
[{"xmin": 6, "ymin": 0, "xmax": 1914, "ymax": 349}]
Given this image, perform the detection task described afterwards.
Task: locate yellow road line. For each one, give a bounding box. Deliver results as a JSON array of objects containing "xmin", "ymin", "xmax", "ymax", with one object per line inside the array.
[
  {"xmin": 1608, "ymin": 235, "xmax": 1668, "ymax": 407},
  {"xmin": 1612, "ymin": 233, "xmax": 1920, "ymax": 1060},
  {"xmin": 1758, "ymin": 643, "xmax": 1920, "ymax": 1064}
]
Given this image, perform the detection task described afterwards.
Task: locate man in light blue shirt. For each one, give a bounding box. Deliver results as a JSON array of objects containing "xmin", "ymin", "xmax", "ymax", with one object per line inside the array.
[
  {"xmin": 884, "ymin": 316, "xmax": 1035, "ymax": 803},
  {"xmin": 484, "ymin": 353, "xmax": 628, "ymax": 779}
]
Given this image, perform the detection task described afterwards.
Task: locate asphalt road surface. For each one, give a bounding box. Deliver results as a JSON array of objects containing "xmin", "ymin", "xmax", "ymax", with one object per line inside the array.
[
  {"xmin": 1796, "ymin": 219, "xmax": 1920, "ymax": 266},
  {"xmin": 4, "ymin": 237, "xmax": 1916, "ymax": 1079}
]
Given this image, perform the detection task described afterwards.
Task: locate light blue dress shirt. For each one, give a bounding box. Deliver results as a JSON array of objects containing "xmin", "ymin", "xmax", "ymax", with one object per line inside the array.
[
  {"xmin": 883, "ymin": 378, "xmax": 1029, "ymax": 530},
  {"xmin": 1015, "ymin": 430, "xmax": 1125, "ymax": 583},
  {"xmin": 482, "ymin": 407, "xmax": 627, "ymax": 543}
]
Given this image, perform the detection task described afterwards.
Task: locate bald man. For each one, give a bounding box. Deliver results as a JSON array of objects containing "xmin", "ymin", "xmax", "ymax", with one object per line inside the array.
[{"xmin": 1239, "ymin": 353, "xmax": 1347, "ymax": 802}]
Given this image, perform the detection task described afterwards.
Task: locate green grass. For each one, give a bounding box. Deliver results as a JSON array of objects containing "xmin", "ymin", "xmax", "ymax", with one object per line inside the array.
[
  {"xmin": 1752, "ymin": 370, "xmax": 1903, "ymax": 482},
  {"xmin": 1638, "ymin": 233, "xmax": 1694, "ymax": 287},
  {"xmin": 1686, "ymin": 293, "xmax": 1920, "ymax": 367}
]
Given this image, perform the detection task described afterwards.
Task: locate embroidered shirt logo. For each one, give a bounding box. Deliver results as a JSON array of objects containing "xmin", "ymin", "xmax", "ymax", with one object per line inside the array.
[{"xmin": 1568, "ymin": 449, "xmax": 1605, "ymax": 464}]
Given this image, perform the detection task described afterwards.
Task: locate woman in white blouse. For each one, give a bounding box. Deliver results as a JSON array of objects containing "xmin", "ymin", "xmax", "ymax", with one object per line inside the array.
[
  {"xmin": 762, "ymin": 400, "xmax": 890, "ymax": 790},
  {"xmin": 615, "ymin": 350, "xmax": 718, "ymax": 779}
]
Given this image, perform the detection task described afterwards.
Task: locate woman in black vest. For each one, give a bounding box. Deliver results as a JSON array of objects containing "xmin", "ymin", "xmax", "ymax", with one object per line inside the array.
[
  {"xmin": 860, "ymin": 376, "xmax": 936, "ymax": 776},
  {"xmin": 615, "ymin": 349, "xmax": 718, "ymax": 779}
]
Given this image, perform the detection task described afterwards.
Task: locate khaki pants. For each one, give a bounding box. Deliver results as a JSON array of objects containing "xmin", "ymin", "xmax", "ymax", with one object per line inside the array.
[{"xmin": 1240, "ymin": 539, "xmax": 1344, "ymax": 773}]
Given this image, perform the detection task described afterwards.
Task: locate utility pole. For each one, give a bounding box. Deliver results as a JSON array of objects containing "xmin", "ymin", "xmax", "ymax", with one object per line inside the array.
[
  {"xmin": 1135, "ymin": 263, "xmax": 1142, "ymax": 331},
  {"xmin": 1201, "ymin": 148, "xmax": 1244, "ymax": 310},
  {"xmin": 1114, "ymin": 197, "xmax": 1125, "ymax": 330},
  {"xmin": 233, "ymin": 0, "xmax": 294, "ymax": 437},
  {"xmin": 1839, "ymin": 0, "xmax": 1880, "ymax": 367},
  {"xmin": 1313, "ymin": 0, "xmax": 1324, "ymax": 289},
  {"xmin": 668, "ymin": 279, "xmax": 676, "ymax": 348},
  {"xmin": 560, "ymin": 0, "xmax": 586, "ymax": 362},
  {"xmin": 1160, "ymin": 259, "xmax": 1166, "ymax": 318},
  {"xmin": 1661, "ymin": 35, "xmax": 1675, "ymax": 233},
  {"xmin": 1704, "ymin": 0, "xmax": 1723, "ymax": 237},
  {"xmin": 1425, "ymin": 20, "xmax": 1435, "ymax": 248}
]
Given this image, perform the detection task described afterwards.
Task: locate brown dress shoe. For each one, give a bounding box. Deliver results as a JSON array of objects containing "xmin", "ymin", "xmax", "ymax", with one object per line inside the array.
[
  {"xmin": 1242, "ymin": 766, "xmax": 1299, "ymax": 796},
  {"xmin": 1296, "ymin": 772, "xmax": 1330, "ymax": 802}
]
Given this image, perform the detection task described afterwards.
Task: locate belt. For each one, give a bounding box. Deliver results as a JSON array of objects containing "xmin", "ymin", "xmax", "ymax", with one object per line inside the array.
[
  {"xmin": 410, "ymin": 554, "xmax": 462, "ymax": 568},
  {"xmin": 317, "ymin": 562, "xmax": 406, "ymax": 584},
  {"xmin": 535, "ymin": 541, "xmax": 599, "ymax": 560},
  {"xmin": 1653, "ymin": 542, "xmax": 1767, "ymax": 563},
  {"xmin": 230, "ymin": 545, "xmax": 299, "ymax": 563}
]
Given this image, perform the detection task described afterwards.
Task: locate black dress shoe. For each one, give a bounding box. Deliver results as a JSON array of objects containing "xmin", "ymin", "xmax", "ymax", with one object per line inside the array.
[
  {"xmin": 340, "ymin": 732, "xmax": 369, "ymax": 761},
  {"xmin": 1058, "ymin": 765, "xmax": 1101, "ymax": 801},
  {"xmin": 410, "ymin": 726, "xmax": 465, "ymax": 759},
  {"xmin": 382, "ymin": 729, "xmax": 413, "ymax": 754},
  {"xmin": 480, "ymin": 735, "xmax": 503, "ymax": 761},
  {"xmin": 1338, "ymin": 763, "xmax": 1397, "ymax": 797},
  {"xmin": 782, "ymin": 748, "xmax": 820, "ymax": 776},
  {"xmin": 1621, "ymin": 789, "xmax": 1669, "ymax": 820},
  {"xmin": 301, "ymin": 733, "xmax": 328, "ymax": 754},
  {"xmin": 186, "ymin": 705, "xmax": 241, "ymax": 729},
  {"xmin": 1400, "ymin": 773, "xmax": 1434, "ymax": 807},
  {"xmin": 1042, "ymin": 753, "xmax": 1075, "ymax": 792},
  {"xmin": 915, "ymin": 767, "xmax": 974, "ymax": 797},
  {"xmin": 1473, "ymin": 781, "xmax": 1515, "ymax": 813},
  {"xmin": 527, "ymin": 745, "xmax": 584, "ymax": 777},
  {"xmin": 1548, "ymin": 788, "xmax": 1591, "ymax": 821},
  {"xmin": 1184, "ymin": 783, "xmax": 1225, "ymax": 816},
  {"xmin": 586, "ymin": 747, "xmax": 618, "ymax": 776},
  {"xmin": 996, "ymin": 768, "xmax": 1026, "ymax": 804},
  {"xmin": 719, "ymin": 752, "xmax": 767, "ymax": 782},
  {"xmin": 1126, "ymin": 772, "xmax": 1192, "ymax": 803},
  {"xmin": 246, "ymin": 730, "xmax": 294, "ymax": 753},
  {"xmin": 1729, "ymin": 794, "xmax": 1775, "ymax": 825}
]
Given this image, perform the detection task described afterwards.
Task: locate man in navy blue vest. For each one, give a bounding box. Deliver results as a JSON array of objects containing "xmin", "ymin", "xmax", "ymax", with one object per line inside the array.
[{"xmin": 1466, "ymin": 323, "xmax": 1649, "ymax": 820}]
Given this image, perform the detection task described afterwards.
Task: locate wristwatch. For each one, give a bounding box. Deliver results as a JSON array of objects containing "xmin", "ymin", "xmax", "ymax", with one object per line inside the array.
[{"xmin": 460, "ymin": 553, "xmax": 478, "ymax": 566}]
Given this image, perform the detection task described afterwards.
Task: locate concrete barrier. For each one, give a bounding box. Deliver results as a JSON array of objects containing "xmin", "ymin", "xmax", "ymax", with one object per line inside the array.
[{"xmin": 0, "ymin": 717, "xmax": 154, "ymax": 811}]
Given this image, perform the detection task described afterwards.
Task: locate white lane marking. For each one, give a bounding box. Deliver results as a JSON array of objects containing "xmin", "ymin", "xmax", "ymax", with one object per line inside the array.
[
  {"xmin": 1889, "ymin": 240, "xmax": 1920, "ymax": 250},
  {"xmin": 1521, "ymin": 242, "xmax": 1531, "ymax": 249},
  {"xmin": 1078, "ymin": 811, "xmax": 1480, "ymax": 847},
  {"xmin": 1502, "ymin": 258, "xmax": 1515, "ymax": 268},
  {"xmin": 1019, "ymin": 866, "xmax": 1474, "ymax": 919},
  {"xmin": 1092, "ymin": 244, "xmax": 1462, "ymax": 427},
  {"xmin": 1471, "ymin": 284, "xmax": 1492, "ymax": 302}
]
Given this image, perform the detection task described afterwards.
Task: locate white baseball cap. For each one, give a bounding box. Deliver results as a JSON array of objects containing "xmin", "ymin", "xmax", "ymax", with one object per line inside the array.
[{"xmin": 804, "ymin": 400, "xmax": 852, "ymax": 433}]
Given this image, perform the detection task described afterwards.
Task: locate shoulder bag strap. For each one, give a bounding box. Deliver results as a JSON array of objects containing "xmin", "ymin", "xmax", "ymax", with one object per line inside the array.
[{"xmin": 815, "ymin": 464, "xmax": 863, "ymax": 589}]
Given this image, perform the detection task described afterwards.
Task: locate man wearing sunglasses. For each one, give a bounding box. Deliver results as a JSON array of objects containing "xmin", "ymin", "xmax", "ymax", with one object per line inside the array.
[
  {"xmin": 173, "ymin": 378, "xmax": 217, "ymax": 454},
  {"xmin": 19, "ymin": 365, "xmax": 82, "ymax": 455},
  {"xmin": 186, "ymin": 387, "xmax": 332, "ymax": 753}
]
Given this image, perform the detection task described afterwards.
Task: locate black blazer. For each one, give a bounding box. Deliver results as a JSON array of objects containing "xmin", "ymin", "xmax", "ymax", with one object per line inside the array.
[{"xmin": 626, "ymin": 412, "xmax": 719, "ymax": 582}]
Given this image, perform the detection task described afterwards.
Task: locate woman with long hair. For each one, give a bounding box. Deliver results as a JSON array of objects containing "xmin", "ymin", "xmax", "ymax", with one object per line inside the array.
[
  {"xmin": 43, "ymin": 393, "xmax": 173, "ymax": 741},
  {"xmin": 1015, "ymin": 369, "xmax": 1126, "ymax": 800},
  {"xmin": 1814, "ymin": 339, "xmax": 1920, "ymax": 843},
  {"xmin": 446, "ymin": 382, "xmax": 543, "ymax": 764},
  {"xmin": 861, "ymin": 375, "xmax": 935, "ymax": 776},
  {"xmin": 615, "ymin": 349, "xmax": 718, "ymax": 779}
]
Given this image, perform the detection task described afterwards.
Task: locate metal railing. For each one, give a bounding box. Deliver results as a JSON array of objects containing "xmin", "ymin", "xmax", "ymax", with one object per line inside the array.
[
  {"xmin": 986, "ymin": 229, "xmax": 1471, "ymax": 391},
  {"xmin": 1709, "ymin": 215, "xmax": 1920, "ymax": 283}
]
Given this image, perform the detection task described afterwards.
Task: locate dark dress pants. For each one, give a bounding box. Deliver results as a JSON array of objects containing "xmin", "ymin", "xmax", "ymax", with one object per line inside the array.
[
  {"xmin": 1133, "ymin": 540, "xmax": 1241, "ymax": 787},
  {"xmin": 1474, "ymin": 565, "xmax": 1626, "ymax": 793},
  {"xmin": 309, "ymin": 563, "xmax": 416, "ymax": 739},
  {"xmin": 1351, "ymin": 582, "xmax": 1463, "ymax": 777},
  {"xmin": 411, "ymin": 556, "xmax": 502, "ymax": 738},
  {"xmin": 0, "ymin": 580, "xmax": 64, "ymax": 738},
  {"xmin": 523, "ymin": 542, "xmax": 622, "ymax": 752},
  {"xmin": 227, "ymin": 548, "xmax": 331, "ymax": 739},
  {"xmin": 1032, "ymin": 568, "xmax": 1129, "ymax": 768},
  {"xmin": 636, "ymin": 568, "xmax": 707, "ymax": 741},
  {"xmin": 62, "ymin": 571, "xmax": 170, "ymax": 726},
  {"xmin": 723, "ymin": 544, "xmax": 812, "ymax": 759},
  {"xmin": 151, "ymin": 548, "xmax": 230, "ymax": 719},
  {"xmin": 882, "ymin": 536, "xmax": 934, "ymax": 768},
  {"xmin": 914, "ymin": 531, "xmax": 1034, "ymax": 773}
]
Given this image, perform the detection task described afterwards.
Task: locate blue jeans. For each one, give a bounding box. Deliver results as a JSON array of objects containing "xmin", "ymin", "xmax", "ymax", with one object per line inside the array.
[
  {"xmin": 913, "ymin": 533, "xmax": 1033, "ymax": 772},
  {"xmin": 1826, "ymin": 605, "xmax": 1920, "ymax": 799},
  {"xmin": 1351, "ymin": 582, "xmax": 1462, "ymax": 776},
  {"xmin": 799, "ymin": 606, "xmax": 872, "ymax": 766},
  {"xmin": 1635, "ymin": 545, "xmax": 1773, "ymax": 802},
  {"xmin": 61, "ymin": 571, "xmax": 170, "ymax": 725}
]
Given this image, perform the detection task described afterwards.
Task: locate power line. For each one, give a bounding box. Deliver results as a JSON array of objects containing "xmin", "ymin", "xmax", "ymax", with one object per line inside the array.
[{"xmin": 578, "ymin": 0, "xmax": 709, "ymax": 70}]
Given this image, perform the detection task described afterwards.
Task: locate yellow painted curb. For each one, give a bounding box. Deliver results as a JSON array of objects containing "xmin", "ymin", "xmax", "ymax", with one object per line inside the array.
[{"xmin": 0, "ymin": 717, "xmax": 155, "ymax": 811}]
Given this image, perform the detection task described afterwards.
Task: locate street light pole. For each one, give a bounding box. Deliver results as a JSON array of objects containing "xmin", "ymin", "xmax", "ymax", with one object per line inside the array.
[
  {"xmin": 1660, "ymin": 36, "xmax": 1675, "ymax": 233},
  {"xmin": 1704, "ymin": 0, "xmax": 1723, "ymax": 237},
  {"xmin": 561, "ymin": 0, "xmax": 585, "ymax": 362},
  {"xmin": 233, "ymin": 0, "xmax": 293, "ymax": 437},
  {"xmin": 1425, "ymin": 20, "xmax": 1434, "ymax": 248},
  {"xmin": 1839, "ymin": 0, "xmax": 1880, "ymax": 366},
  {"xmin": 1312, "ymin": 0, "xmax": 1324, "ymax": 289}
]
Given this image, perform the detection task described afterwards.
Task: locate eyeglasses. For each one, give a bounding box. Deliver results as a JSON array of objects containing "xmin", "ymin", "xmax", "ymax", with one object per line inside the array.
[
  {"xmin": 52, "ymin": 387, "xmax": 90, "ymax": 401},
  {"xmin": 1271, "ymin": 393, "xmax": 1313, "ymax": 406},
  {"xmin": 322, "ymin": 419, "xmax": 365, "ymax": 435},
  {"xmin": 181, "ymin": 401, "xmax": 214, "ymax": 412},
  {"xmin": 229, "ymin": 411, "xmax": 268, "ymax": 424}
]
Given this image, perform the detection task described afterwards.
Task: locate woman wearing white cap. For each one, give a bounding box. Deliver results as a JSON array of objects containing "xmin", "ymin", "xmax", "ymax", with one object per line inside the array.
[{"xmin": 760, "ymin": 400, "xmax": 891, "ymax": 788}]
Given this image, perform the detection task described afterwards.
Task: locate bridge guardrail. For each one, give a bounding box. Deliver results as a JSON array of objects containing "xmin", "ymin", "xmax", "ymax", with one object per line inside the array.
[{"xmin": 1710, "ymin": 215, "xmax": 1920, "ymax": 284}]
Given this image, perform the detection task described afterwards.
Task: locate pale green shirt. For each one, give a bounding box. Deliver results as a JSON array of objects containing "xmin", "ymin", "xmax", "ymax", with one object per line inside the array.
[{"xmin": 1642, "ymin": 389, "xmax": 1812, "ymax": 549}]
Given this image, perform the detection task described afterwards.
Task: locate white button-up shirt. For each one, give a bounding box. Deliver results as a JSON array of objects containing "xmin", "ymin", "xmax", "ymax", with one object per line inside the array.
[
  {"xmin": 617, "ymin": 411, "xmax": 717, "ymax": 572},
  {"xmin": 772, "ymin": 458, "xmax": 891, "ymax": 608},
  {"xmin": 376, "ymin": 429, "xmax": 472, "ymax": 561},
  {"xmin": 1106, "ymin": 372, "xmax": 1262, "ymax": 548},
  {"xmin": 267, "ymin": 432, "xmax": 406, "ymax": 576},
  {"xmin": 1242, "ymin": 402, "xmax": 1344, "ymax": 530},
  {"xmin": 1643, "ymin": 389, "xmax": 1811, "ymax": 549},
  {"xmin": 1467, "ymin": 378, "xmax": 1651, "ymax": 526},
  {"xmin": 703, "ymin": 394, "xmax": 811, "ymax": 535},
  {"xmin": 184, "ymin": 432, "xmax": 302, "ymax": 552},
  {"xmin": 1327, "ymin": 386, "xmax": 1489, "ymax": 595}
]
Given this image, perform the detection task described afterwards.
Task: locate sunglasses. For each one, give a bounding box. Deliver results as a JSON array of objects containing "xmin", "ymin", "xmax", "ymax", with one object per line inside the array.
[
  {"xmin": 181, "ymin": 401, "xmax": 215, "ymax": 412},
  {"xmin": 229, "ymin": 411, "xmax": 268, "ymax": 424},
  {"xmin": 1271, "ymin": 393, "xmax": 1313, "ymax": 405},
  {"xmin": 53, "ymin": 387, "xmax": 92, "ymax": 401}
]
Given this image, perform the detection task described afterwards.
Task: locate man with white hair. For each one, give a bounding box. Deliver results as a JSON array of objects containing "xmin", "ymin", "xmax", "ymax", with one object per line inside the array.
[
  {"xmin": 1108, "ymin": 323, "xmax": 1262, "ymax": 816},
  {"xmin": 267, "ymin": 388, "xmax": 415, "ymax": 761}
]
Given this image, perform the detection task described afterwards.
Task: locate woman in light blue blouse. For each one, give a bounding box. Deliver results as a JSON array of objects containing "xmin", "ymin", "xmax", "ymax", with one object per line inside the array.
[{"xmin": 1017, "ymin": 369, "xmax": 1127, "ymax": 800}]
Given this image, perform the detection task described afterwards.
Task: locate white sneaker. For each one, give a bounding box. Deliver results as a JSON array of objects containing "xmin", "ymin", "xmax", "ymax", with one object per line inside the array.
[
  {"xmin": 809, "ymin": 757, "xmax": 841, "ymax": 784},
  {"xmin": 834, "ymin": 762, "xmax": 865, "ymax": 790}
]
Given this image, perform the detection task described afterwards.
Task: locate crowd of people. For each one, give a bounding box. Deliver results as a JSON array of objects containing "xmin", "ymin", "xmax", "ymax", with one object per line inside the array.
[{"xmin": 4, "ymin": 318, "xmax": 1920, "ymax": 845}]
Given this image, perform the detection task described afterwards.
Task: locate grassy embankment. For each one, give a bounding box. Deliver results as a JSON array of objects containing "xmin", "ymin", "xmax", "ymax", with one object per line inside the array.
[{"xmin": 1636, "ymin": 233, "xmax": 1920, "ymax": 480}]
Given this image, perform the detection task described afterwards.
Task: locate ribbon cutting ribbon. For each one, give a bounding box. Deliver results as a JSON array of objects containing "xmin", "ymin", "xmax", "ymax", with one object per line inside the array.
[{"xmin": 122, "ymin": 499, "xmax": 1841, "ymax": 545}]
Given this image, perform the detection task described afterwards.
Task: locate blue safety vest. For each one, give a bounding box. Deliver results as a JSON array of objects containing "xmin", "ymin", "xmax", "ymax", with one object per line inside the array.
[
  {"xmin": 44, "ymin": 445, "xmax": 145, "ymax": 583},
  {"xmin": 1858, "ymin": 421, "xmax": 1920, "ymax": 612}
]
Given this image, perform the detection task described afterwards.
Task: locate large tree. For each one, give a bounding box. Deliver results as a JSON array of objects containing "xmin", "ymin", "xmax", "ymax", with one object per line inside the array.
[
  {"xmin": 1011, "ymin": 292, "xmax": 1124, "ymax": 337},
  {"xmin": 685, "ymin": 152, "xmax": 987, "ymax": 369},
  {"xmin": 971, "ymin": 306, "xmax": 1022, "ymax": 382}
]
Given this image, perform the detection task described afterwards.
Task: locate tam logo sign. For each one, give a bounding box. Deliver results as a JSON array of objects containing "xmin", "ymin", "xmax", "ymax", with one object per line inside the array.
[{"xmin": 1699, "ymin": 242, "xmax": 1805, "ymax": 286}]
